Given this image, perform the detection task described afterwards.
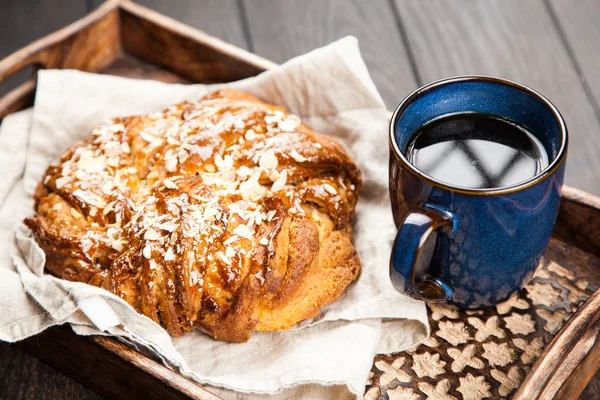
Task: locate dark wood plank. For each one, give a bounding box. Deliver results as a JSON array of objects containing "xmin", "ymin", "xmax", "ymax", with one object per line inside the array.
[
  {"xmin": 0, "ymin": 1, "xmax": 276, "ymax": 120},
  {"xmin": 89, "ymin": 0, "xmax": 247, "ymax": 49},
  {"xmin": 0, "ymin": 0, "xmax": 88, "ymax": 58},
  {"xmin": 0, "ymin": 341, "xmax": 104, "ymax": 400},
  {"xmin": 556, "ymin": 186, "xmax": 600, "ymax": 258},
  {"xmin": 395, "ymin": 0, "xmax": 600, "ymax": 196},
  {"xmin": 16, "ymin": 326, "xmax": 220, "ymax": 400},
  {"xmin": 0, "ymin": 0, "xmax": 89, "ymax": 97},
  {"xmin": 0, "ymin": 1, "xmax": 104, "ymax": 399},
  {"xmin": 581, "ymin": 369, "xmax": 600, "ymax": 400},
  {"xmin": 556, "ymin": 326, "xmax": 600, "ymax": 400},
  {"xmin": 133, "ymin": 0, "xmax": 249, "ymax": 50},
  {"xmin": 118, "ymin": 1, "xmax": 274, "ymax": 83},
  {"xmin": 242, "ymin": 0, "xmax": 418, "ymax": 107},
  {"xmin": 548, "ymin": 0, "xmax": 600, "ymax": 119},
  {"xmin": 0, "ymin": 1, "xmax": 121, "ymax": 119},
  {"xmin": 515, "ymin": 289, "xmax": 600, "ymax": 398}
]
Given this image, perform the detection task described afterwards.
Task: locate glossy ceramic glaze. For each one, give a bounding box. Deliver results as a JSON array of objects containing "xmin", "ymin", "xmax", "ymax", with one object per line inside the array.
[{"xmin": 389, "ymin": 76, "xmax": 568, "ymax": 308}]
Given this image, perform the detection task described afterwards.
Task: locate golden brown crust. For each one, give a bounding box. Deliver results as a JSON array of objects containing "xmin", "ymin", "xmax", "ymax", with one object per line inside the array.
[{"xmin": 25, "ymin": 89, "xmax": 362, "ymax": 342}]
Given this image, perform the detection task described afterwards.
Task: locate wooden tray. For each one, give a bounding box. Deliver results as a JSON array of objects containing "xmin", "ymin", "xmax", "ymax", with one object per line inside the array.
[{"xmin": 1, "ymin": 1, "xmax": 600, "ymax": 399}]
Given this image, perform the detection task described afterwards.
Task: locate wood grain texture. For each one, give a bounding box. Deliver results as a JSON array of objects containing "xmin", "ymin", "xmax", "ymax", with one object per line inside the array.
[
  {"xmin": 0, "ymin": 0, "xmax": 121, "ymax": 119},
  {"xmin": 134, "ymin": 0, "xmax": 248, "ymax": 49},
  {"xmin": 2, "ymin": 1, "xmax": 600, "ymax": 399},
  {"xmin": 395, "ymin": 0, "xmax": 600, "ymax": 196},
  {"xmin": 242, "ymin": 0, "xmax": 418, "ymax": 107},
  {"xmin": 556, "ymin": 324, "xmax": 600, "ymax": 400},
  {"xmin": 16, "ymin": 326, "xmax": 220, "ymax": 400},
  {"xmin": 581, "ymin": 365, "xmax": 600, "ymax": 400},
  {"xmin": 0, "ymin": 1, "xmax": 276, "ymax": 120},
  {"xmin": 539, "ymin": 325, "xmax": 600, "ymax": 399},
  {"xmin": 549, "ymin": 0, "xmax": 600, "ymax": 117},
  {"xmin": 0, "ymin": 341, "xmax": 104, "ymax": 400},
  {"xmin": 0, "ymin": 0, "xmax": 88, "ymax": 97},
  {"xmin": 515, "ymin": 289, "xmax": 600, "ymax": 398},
  {"xmin": 119, "ymin": 1, "xmax": 274, "ymax": 84},
  {"xmin": 0, "ymin": 0, "xmax": 88, "ymax": 58},
  {"xmin": 556, "ymin": 186, "xmax": 600, "ymax": 257},
  {"xmin": 100, "ymin": 53, "xmax": 193, "ymax": 83},
  {"xmin": 367, "ymin": 238, "xmax": 600, "ymax": 400},
  {"xmin": 0, "ymin": 2, "xmax": 105, "ymax": 399}
]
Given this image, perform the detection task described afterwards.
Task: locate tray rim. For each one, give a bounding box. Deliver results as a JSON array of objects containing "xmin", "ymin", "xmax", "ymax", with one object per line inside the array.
[{"xmin": 1, "ymin": 1, "xmax": 600, "ymax": 399}]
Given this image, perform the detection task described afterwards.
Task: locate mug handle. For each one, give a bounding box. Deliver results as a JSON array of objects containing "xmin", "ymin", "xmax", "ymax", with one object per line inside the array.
[{"xmin": 390, "ymin": 207, "xmax": 455, "ymax": 302}]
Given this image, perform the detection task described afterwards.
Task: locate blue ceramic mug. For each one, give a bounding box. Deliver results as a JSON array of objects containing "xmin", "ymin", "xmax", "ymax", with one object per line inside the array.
[{"xmin": 389, "ymin": 76, "xmax": 568, "ymax": 308}]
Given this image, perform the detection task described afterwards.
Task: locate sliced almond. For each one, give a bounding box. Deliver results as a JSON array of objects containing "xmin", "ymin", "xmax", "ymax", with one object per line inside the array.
[
  {"xmin": 259, "ymin": 152, "xmax": 278, "ymax": 170},
  {"xmin": 323, "ymin": 183, "xmax": 337, "ymax": 195},
  {"xmin": 264, "ymin": 115, "xmax": 281, "ymax": 125},
  {"xmin": 236, "ymin": 165, "xmax": 254, "ymax": 177},
  {"xmin": 111, "ymin": 240, "xmax": 124, "ymax": 252},
  {"xmin": 204, "ymin": 164, "xmax": 216, "ymax": 173},
  {"xmin": 217, "ymin": 251, "xmax": 231, "ymax": 265},
  {"xmin": 143, "ymin": 245, "xmax": 152, "ymax": 259},
  {"xmin": 165, "ymin": 157, "xmax": 178, "ymax": 172},
  {"xmin": 225, "ymin": 246, "xmax": 236, "ymax": 258},
  {"xmin": 163, "ymin": 179, "xmax": 178, "ymax": 189},
  {"xmin": 279, "ymin": 118, "xmax": 298, "ymax": 132},
  {"xmin": 289, "ymin": 149, "xmax": 307, "ymax": 163},
  {"xmin": 139, "ymin": 131, "xmax": 163, "ymax": 146},
  {"xmin": 103, "ymin": 201, "xmax": 116, "ymax": 216},
  {"xmin": 159, "ymin": 221, "xmax": 178, "ymax": 232},
  {"xmin": 271, "ymin": 170, "xmax": 287, "ymax": 192},
  {"xmin": 224, "ymin": 235, "xmax": 239, "ymax": 245},
  {"xmin": 268, "ymin": 170, "xmax": 280, "ymax": 182},
  {"xmin": 77, "ymin": 154, "xmax": 106, "ymax": 174},
  {"xmin": 244, "ymin": 129, "xmax": 258, "ymax": 140},
  {"xmin": 223, "ymin": 155, "xmax": 234, "ymax": 169},
  {"xmin": 101, "ymin": 180, "xmax": 114, "ymax": 195},
  {"xmin": 177, "ymin": 149, "xmax": 189, "ymax": 164},
  {"xmin": 187, "ymin": 250, "xmax": 195, "ymax": 262},
  {"xmin": 164, "ymin": 248, "xmax": 176, "ymax": 261},
  {"xmin": 204, "ymin": 206, "xmax": 219, "ymax": 221},
  {"xmin": 106, "ymin": 156, "xmax": 120, "ymax": 167},
  {"xmin": 144, "ymin": 229, "xmax": 161, "ymax": 241},
  {"xmin": 232, "ymin": 224, "xmax": 253, "ymax": 239},
  {"xmin": 55, "ymin": 176, "xmax": 71, "ymax": 189}
]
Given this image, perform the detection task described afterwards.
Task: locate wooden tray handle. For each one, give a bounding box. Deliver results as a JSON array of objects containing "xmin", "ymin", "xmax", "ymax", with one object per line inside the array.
[
  {"xmin": 514, "ymin": 289, "xmax": 600, "ymax": 399},
  {"xmin": 0, "ymin": 0, "xmax": 124, "ymax": 119},
  {"xmin": 556, "ymin": 186, "xmax": 600, "ymax": 257},
  {"xmin": 0, "ymin": 49, "xmax": 46, "ymax": 119}
]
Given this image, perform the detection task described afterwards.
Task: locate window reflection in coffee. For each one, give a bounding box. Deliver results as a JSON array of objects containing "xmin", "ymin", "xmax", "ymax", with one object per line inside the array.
[{"xmin": 405, "ymin": 113, "xmax": 549, "ymax": 189}]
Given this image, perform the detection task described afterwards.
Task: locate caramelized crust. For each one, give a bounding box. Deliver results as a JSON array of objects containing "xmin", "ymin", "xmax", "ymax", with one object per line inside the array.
[{"xmin": 25, "ymin": 89, "xmax": 362, "ymax": 342}]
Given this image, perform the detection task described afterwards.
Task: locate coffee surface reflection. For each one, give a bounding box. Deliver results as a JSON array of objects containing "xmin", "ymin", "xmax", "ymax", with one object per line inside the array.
[{"xmin": 405, "ymin": 113, "xmax": 549, "ymax": 189}]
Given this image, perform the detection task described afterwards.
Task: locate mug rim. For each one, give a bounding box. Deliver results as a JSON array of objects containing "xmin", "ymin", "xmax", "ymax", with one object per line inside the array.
[{"xmin": 389, "ymin": 75, "xmax": 569, "ymax": 196}]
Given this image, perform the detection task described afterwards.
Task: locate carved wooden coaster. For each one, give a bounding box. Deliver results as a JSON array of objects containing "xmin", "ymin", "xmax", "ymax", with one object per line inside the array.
[{"xmin": 365, "ymin": 240, "xmax": 599, "ymax": 400}]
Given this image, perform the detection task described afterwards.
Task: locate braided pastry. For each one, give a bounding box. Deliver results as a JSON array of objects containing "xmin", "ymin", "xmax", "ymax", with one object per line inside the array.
[{"xmin": 25, "ymin": 89, "xmax": 362, "ymax": 342}]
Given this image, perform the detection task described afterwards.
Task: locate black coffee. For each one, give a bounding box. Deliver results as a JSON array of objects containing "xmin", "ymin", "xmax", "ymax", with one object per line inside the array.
[{"xmin": 405, "ymin": 113, "xmax": 549, "ymax": 189}]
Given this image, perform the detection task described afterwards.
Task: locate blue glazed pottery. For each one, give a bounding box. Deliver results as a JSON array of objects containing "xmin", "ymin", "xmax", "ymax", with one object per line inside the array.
[{"xmin": 389, "ymin": 76, "xmax": 568, "ymax": 308}]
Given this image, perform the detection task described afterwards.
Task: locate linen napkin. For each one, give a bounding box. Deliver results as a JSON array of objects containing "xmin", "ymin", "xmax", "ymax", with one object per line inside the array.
[{"xmin": 0, "ymin": 36, "xmax": 428, "ymax": 399}]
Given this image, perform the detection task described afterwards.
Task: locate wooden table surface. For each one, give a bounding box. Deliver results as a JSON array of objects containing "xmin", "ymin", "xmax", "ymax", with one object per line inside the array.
[{"xmin": 1, "ymin": 0, "xmax": 599, "ymax": 399}]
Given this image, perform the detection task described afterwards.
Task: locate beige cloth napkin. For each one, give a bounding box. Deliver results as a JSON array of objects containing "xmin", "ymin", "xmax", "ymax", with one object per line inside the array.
[{"xmin": 0, "ymin": 37, "xmax": 428, "ymax": 399}]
